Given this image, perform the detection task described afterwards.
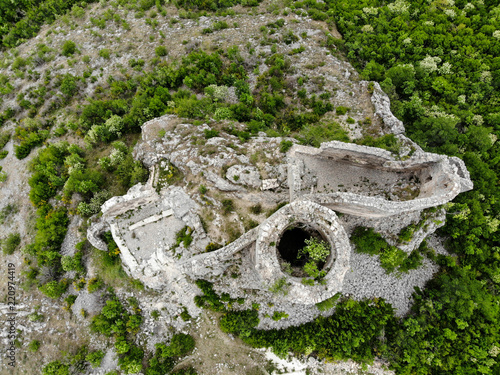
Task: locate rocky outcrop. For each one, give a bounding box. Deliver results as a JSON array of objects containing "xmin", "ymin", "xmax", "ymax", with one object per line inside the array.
[
  {"xmin": 366, "ymin": 81, "xmax": 405, "ymax": 135},
  {"xmin": 87, "ymin": 220, "xmax": 110, "ymax": 251}
]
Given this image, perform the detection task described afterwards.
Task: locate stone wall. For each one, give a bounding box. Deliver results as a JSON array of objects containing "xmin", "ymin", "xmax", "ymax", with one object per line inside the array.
[{"xmin": 288, "ymin": 141, "xmax": 473, "ymax": 218}]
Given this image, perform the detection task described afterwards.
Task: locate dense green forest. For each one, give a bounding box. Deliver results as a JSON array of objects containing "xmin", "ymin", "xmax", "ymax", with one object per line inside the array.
[
  {"xmin": 1, "ymin": 0, "xmax": 499, "ymax": 374},
  {"xmin": 329, "ymin": 1, "xmax": 500, "ymax": 373}
]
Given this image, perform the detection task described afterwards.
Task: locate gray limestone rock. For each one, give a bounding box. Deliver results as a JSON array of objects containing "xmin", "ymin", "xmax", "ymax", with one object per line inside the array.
[{"xmin": 226, "ymin": 164, "xmax": 261, "ymax": 189}]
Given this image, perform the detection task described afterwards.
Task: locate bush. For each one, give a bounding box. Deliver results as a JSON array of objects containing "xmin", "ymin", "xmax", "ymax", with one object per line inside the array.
[
  {"xmin": 61, "ymin": 252, "xmax": 84, "ymax": 272},
  {"xmin": 14, "ymin": 118, "xmax": 50, "ymax": 159},
  {"xmin": 42, "ymin": 360, "xmax": 69, "ymax": 375},
  {"xmin": 194, "ymin": 279, "xmax": 226, "ymax": 312},
  {"xmin": 279, "ymin": 139, "xmax": 294, "ymax": 153},
  {"xmin": 356, "ymin": 134, "xmax": 400, "ymax": 154},
  {"xmin": 28, "ymin": 340, "xmax": 41, "ymax": 352},
  {"xmin": 174, "ymin": 226, "xmax": 193, "ymax": 249},
  {"xmin": 87, "ymin": 277, "xmax": 104, "ymax": 293},
  {"xmin": 155, "ymin": 46, "xmax": 167, "ymax": 57},
  {"xmin": 335, "ymin": 106, "xmax": 349, "ymax": 115},
  {"xmin": 351, "ymin": 227, "xmax": 387, "ymax": 256},
  {"xmin": 2, "ymin": 232, "xmax": 21, "ymax": 254},
  {"xmin": 220, "ymin": 310, "xmax": 259, "ymax": 335},
  {"xmin": 213, "ymin": 107, "xmax": 233, "ymax": 120},
  {"xmin": 86, "ymin": 350, "xmax": 105, "ymax": 368},
  {"xmin": 315, "ymin": 293, "xmax": 341, "ymax": 311},
  {"xmin": 99, "ymin": 48, "xmax": 111, "ymax": 59},
  {"xmin": 59, "ymin": 74, "xmax": 78, "ymax": 97},
  {"xmin": 39, "ymin": 280, "xmax": 68, "ymax": 299},
  {"xmin": 118, "ymin": 345, "xmax": 143, "ymax": 374},
  {"xmin": 62, "ymin": 40, "xmax": 77, "ymax": 56},
  {"xmin": 156, "ymin": 333, "xmax": 195, "ymax": 357},
  {"xmin": 299, "ymin": 237, "xmax": 329, "ymax": 262},
  {"xmin": 272, "ymin": 311, "xmax": 289, "ymax": 321},
  {"xmin": 204, "ymin": 129, "xmax": 219, "ymax": 139},
  {"xmin": 351, "ymin": 226, "xmax": 420, "ymax": 274}
]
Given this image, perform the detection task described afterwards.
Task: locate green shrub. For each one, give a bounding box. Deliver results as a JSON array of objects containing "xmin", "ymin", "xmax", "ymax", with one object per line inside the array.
[
  {"xmin": 99, "ymin": 48, "xmax": 111, "ymax": 59},
  {"xmin": 174, "ymin": 226, "xmax": 193, "ymax": 249},
  {"xmin": 42, "ymin": 360, "xmax": 69, "ymax": 375},
  {"xmin": 379, "ymin": 247, "xmax": 407, "ymax": 273},
  {"xmin": 356, "ymin": 134, "xmax": 400, "ymax": 154},
  {"xmin": 204, "ymin": 129, "xmax": 219, "ymax": 139},
  {"xmin": 155, "ymin": 46, "xmax": 167, "ymax": 56},
  {"xmin": 156, "ymin": 333, "xmax": 195, "ymax": 357},
  {"xmin": 351, "ymin": 226, "xmax": 420, "ymax": 274},
  {"xmin": 242, "ymin": 298, "xmax": 393, "ymax": 362},
  {"xmin": 335, "ymin": 106, "xmax": 349, "ymax": 115},
  {"xmin": 64, "ymin": 295, "xmax": 77, "ymax": 310},
  {"xmin": 14, "ymin": 118, "xmax": 50, "ymax": 159},
  {"xmin": 194, "ymin": 279, "xmax": 226, "ymax": 312},
  {"xmin": 2, "ymin": 232, "xmax": 21, "ymax": 254},
  {"xmin": 28, "ymin": 339, "xmax": 41, "ymax": 352},
  {"xmin": 398, "ymin": 250, "xmax": 424, "ymax": 273},
  {"xmin": 39, "ymin": 280, "xmax": 68, "ymax": 299},
  {"xmin": 250, "ymin": 203, "xmax": 262, "ymax": 214},
  {"xmin": 271, "ymin": 311, "xmax": 289, "ymax": 321},
  {"xmin": 87, "ymin": 277, "xmax": 104, "ymax": 293},
  {"xmin": 62, "ymin": 40, "xmax": 77, "ymax": 56},
  {"xmin": 299, "ymin": 238, "xmax": 329, "ymax": 262},
  {"xmin": 90, "ymin": 298, "xmax": 128, "ymax": 337},
  {"xmin": 213, "ymin": 107, "xmax": 233, "ymax": 120},
  {"xmin": 86, "ymin": 350, "xmax": 105, "ymax": 368},
  {"xmin": 269, "ymin": 277, "xmax": 290, "ymax": 295},
  {"xmin": 205, "ymin": 242, "xmax": 222, "ymax": 252},
  {"xmin": 0, "ymin": 131, "xmax": 11, "ymax": 149},
  {"xmin": 351, "ymin": 227, "xmax": 387, "ymax": 256},
  {"xmin": 118, "ymin": 345, "xmax": 143, "ymax": 374},
  {"xmin": 297, "ymin": 121, "xmax": 349, "ymax": 147},
  {"xmin": 0, "ymin": 204, "xmax": 17, "ymax": 224},
  {"xmin": 61, "ymin": 252, "xmax": 84, "ymax": 272},
  {"xmin": 220, "ymin": 310, "xmax": 259, "ymax": 335},
  {"xmin": 279, "ymin": 139, "xmax": 294, "ymax": 153}
]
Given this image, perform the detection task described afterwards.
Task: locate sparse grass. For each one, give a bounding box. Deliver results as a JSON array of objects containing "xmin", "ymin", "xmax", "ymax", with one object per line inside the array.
[
  {"xmin": 222, "ymin": 199, "xmax": 234, "ymax": 215},
  {"xmin": 0, "ymin": 203, "xmax": 18, "ymax": 224},
  {"xmin": 250, "ymin": 203, "xmax": 262, "ymax": 215},
  {"xmin": 90, "ymin": 247, "xmax": 129, "ymax": 289}
]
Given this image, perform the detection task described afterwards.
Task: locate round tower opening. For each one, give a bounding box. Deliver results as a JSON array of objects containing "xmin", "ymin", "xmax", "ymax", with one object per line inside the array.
[{"xmin": 276, "ymin": 224, "xmax": 330, "ymax": 277}]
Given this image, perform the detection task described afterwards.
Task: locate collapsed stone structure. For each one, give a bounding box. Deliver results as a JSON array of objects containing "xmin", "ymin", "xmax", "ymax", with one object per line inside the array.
[{"xmin": 88, "ymin": 117, "xmax": 473, "ymax": 305}]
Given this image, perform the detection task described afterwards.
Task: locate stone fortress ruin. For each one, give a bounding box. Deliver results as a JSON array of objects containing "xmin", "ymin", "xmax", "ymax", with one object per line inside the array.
[{"xmin": 87, "ymin": 83, "xmax": 473, "ymax": 320}]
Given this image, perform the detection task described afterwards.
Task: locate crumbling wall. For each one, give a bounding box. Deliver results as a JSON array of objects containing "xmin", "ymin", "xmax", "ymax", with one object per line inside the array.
[{"xmin": 288, "ymin": 141, "xmax": 473, "ymax": 218}]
